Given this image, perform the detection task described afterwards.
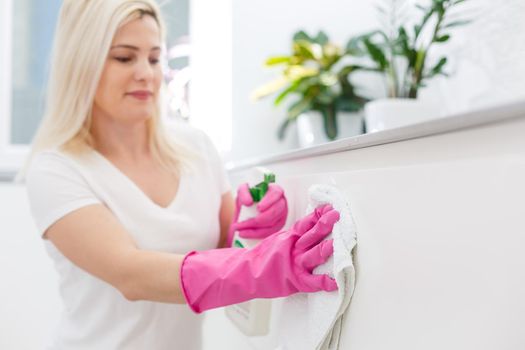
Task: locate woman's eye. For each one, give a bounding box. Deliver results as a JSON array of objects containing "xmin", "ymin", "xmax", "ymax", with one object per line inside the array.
[
  {"xmin": 115, "ymin": 57, "xmax": 132, "ymax": 63},
  {"xmin": 149, "ymin": 58, "xmax": 160, "ymax": 65}
]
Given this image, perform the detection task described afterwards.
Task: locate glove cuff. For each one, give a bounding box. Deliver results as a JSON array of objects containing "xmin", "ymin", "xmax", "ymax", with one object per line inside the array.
[{"xmin": 179, "ymin": 251, "xmax": 202, "ymax": 314}]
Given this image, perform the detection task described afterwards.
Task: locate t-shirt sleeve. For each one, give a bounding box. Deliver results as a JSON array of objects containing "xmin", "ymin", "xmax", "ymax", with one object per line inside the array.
[
  {"xmin": 25, "ymin": 151, "xmax": 102, "ymax": 237},
  {"xmin": 199, "ymin": 132, "xmax": 231, "ymax": 195}
]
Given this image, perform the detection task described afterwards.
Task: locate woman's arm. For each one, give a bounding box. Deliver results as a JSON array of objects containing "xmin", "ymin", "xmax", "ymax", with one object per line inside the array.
[
  {"xmin": 217, "ymin": 191, "xmax": 235, "ymax": 248},
  {"xmin": 45, "ymin": 204, "xmax": 186, "ymax": 303},
  {"xmin": 46, "ymin": 198, "xmax": 339, "ymax": 313}
]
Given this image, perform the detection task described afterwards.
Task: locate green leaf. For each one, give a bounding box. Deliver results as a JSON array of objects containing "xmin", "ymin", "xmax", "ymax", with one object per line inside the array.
[
  {"xmin": 321, "ymin": 43, "xmax": 343, "ymax": 69},
  {"xmin": 346, "ymin": 30, "xmax": 387, "ymax": 56},
  {"xmin": 427, "ymin": 57, "xmax": 448, "ymax": 77},
  {"xmin": 320, "ymin": 107, "xmax": 338, "ymax": 140},
  {"xmin": 337, "ymin": 64, "xmax": 357, "ymax": 78},
  {"xmin": 277, "ymin": 119, "xmax": 291, "ymax": 140},
  {"xmin": 284, "ymin": 65, "xmax": 319, "ymax": 80},
  {"xmin": 398, "ymin": 27, "xmax": 411, "ymax": 55},
  {"xmin": 337, "ymin": 97, "xmax": 364, "ymax": 112},
  {"xmin": 315, "ymin": 31, "xmax": 329, "ymax": 45},
  {"xmin": 416, "ymin": 9, "xmax": 434, "ymax": 40},
  {"xmin": 315, "ymin": 89, "xmax": 336, "ymax": 105},
  {"xmin": 345, "ymin": 36, "xmax": 366, "ymax": 56},
  {"xmin": 433, "ymin": 57, "xmax": 447, "ymax": 71},
  {"xmin": 295, "ymin": 76, "xmax": 319, "ymax": 94},
  {"xmin": 273, "ymin": 79, "xmax": 300, "ymax": 106},
  {"xmin": 414, "ymin": 24, "xmax": 422, "ymax": 37},
  {"xmin": 293, "ymin": 30, "xmax": 312, "ymax": 43},
  {"xmin": 415, "ymin": 4, "xmax": 427, "ymax": 11},
  {"xmin": 251, "ymin": 77, "xmax": 290, "ymax": 101},
  {"xmin": 363, "ymin": 38, "xmax": 388, "ymax": 70},
  {"xmin": 287, "ymin": 96, "xmax": 314, "ymax": 120},
  {"xmin": 435, "ymin": 34, "xmax": 451, "ymax": 42},
  {"xmin": 265, "ymin": 56, "xmax": 291, "ymax": 66},
  {"xmin": 443, "ymin": 19, "xmax": 472, "ymax": 28},
  {"xmin": 293, "ymin": 40, "xmax": 323, "ymax": 60}
]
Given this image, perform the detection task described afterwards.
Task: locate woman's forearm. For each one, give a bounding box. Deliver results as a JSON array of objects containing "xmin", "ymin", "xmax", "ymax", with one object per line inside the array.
[
  {"xmin": 218, "ymin": 192, "xmax": 235, "ymax": 248},
  {"xmin": 119, "ymin": 249, "xmax": 186, "ymax": 304}
]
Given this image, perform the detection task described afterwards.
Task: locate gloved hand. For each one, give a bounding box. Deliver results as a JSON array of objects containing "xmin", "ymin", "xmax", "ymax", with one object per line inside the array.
[
  {"xmin": 226, "ymin": 183, "xmax": 288, "ymax": 246},
  {"xmin": 180, "ymin": 204, "xmax": 339, "ymax": 313}
]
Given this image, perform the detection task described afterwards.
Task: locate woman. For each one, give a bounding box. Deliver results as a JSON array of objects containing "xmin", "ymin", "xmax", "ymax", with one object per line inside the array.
[{"xmin": 18, "ymin": 1, "xmax": 339, "ymax": 349}]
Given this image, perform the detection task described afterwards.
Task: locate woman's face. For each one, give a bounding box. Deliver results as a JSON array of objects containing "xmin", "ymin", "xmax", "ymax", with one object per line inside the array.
[{"xmin": 93, "ymin": 15, "xmax": 162, "ymax": 124}]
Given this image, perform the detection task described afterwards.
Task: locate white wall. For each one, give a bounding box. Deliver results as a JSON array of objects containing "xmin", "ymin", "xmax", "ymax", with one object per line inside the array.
[
  {"xmin": 189, "ymin": 0, "xmax": 233, "ymax": 155},
  {"xmin": 0, "ymin": 184, "xmax": 61, "ymax": 349},
  {"xmin": 189, "ymin": 0, "xmax": 525, "ymax": 162},
  {"xmin": 434, "ymin": 0, "xmax": 525, "ymax": 113}
]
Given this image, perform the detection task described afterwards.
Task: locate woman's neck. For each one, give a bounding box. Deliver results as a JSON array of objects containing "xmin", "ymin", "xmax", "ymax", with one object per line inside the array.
[{"xmin": 90, "ymin": 112, "xmax": 151, "ymax": 163}]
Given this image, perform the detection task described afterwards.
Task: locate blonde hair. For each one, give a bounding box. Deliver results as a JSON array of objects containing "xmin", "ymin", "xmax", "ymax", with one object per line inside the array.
[{"xmin": 16, "ymin": 0, "xmax": 193, "ymax": 182}]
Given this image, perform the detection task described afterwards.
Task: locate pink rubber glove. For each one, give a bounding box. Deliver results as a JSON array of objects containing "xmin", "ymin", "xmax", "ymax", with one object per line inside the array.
[
  {"xmin": 180, "ymin": 204, "xmax": 339, "ymax": 313},
  {"xmin": 226, "ymin": 183, "xmax": 288, "ymax": 246}
]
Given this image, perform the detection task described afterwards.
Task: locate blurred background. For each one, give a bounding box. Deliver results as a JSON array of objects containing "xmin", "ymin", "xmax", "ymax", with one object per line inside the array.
[{"xmin": 1, "ymin": 0, "xmax": 525, "ymax": 173}]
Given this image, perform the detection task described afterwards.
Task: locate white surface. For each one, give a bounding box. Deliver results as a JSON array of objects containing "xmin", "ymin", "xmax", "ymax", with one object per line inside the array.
[
  {"xmin": 0, "ymin": 184, "xmax": 61, "ymax": 349},
  {"xmin": 189, "ymin": 0, "xmax": 232, "ymax": 154},
  {"xmin": 297, "ymin": 112, "xmax": 363, "ymax": 148},
  {"xmin": 225, "ymin": 113, "xmax": 525, "ymax": 349},
  {"xmin": 364, "ymin": 98, "xmax": 442, "ymax": 133},
  {"xmin": 438, "ymin": 0, "xmax": 525, "ymax": 113}
]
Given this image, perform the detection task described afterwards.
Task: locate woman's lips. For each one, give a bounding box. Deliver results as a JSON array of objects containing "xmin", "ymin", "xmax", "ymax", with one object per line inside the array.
[{"xmin": 127, "ymin": 91, "xmax": 153, "ymax": 100}]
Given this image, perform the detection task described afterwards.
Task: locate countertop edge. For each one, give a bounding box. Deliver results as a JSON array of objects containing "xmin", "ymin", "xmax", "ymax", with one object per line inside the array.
[{"xmin": 226, "ymin": 99, "xmax": 525, "ymax": 172}]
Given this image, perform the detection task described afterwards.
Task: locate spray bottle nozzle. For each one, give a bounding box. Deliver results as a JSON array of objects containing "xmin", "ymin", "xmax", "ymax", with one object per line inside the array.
[{"xmin": 249, "ymin": 173, "xmax": 276, "ymax": 202}]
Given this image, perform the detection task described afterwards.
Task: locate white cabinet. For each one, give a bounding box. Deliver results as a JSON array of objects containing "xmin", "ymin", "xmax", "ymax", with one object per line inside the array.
[{"xmin": 223, "ymin": 102, "xmax": 525, "ymax": 349}]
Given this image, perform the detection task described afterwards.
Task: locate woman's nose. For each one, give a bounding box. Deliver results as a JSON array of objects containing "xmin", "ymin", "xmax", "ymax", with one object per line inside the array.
[{"xmin": 134, "ymin": 58, "xmax": 154, "ymax": 81}]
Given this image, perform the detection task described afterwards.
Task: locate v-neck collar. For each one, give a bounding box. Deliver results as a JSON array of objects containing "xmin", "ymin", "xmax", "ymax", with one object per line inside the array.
[{"xmin": 91, "ymin": 150, "xmax": 182, "ymax": 210}]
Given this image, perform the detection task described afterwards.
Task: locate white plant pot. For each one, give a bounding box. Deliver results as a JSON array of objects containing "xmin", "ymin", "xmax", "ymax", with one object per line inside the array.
[
  {"xmin": 296, "ymin": 111, "xmax": 363, "ymax": 148},
  {"xmin": 364, "ymin": 98, "xmax": 442, "ymax": 133}
]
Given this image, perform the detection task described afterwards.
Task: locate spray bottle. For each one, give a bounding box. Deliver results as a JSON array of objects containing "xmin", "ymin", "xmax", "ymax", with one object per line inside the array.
[
  {"xmin": 225, "ymin": 173, "xmax": 275, "ymax": 336},
  {"xmin": 232, "ymin": 173, "xmax": 276, "ymax": 249}
]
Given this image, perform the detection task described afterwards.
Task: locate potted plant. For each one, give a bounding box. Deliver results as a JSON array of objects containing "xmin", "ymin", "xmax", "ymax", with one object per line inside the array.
[
  {"xmin": 348, "ymin": 0, "xmax": 471, "ymax": 132},
  {"xmin": 252, "ymin": 30, "xmax": 368, "ymax": 147}
]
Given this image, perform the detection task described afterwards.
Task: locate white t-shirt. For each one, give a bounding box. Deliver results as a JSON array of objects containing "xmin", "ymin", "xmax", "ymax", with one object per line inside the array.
[{"xmin": 25, "ymin": 125, "xmax": 231, "ymax": 350}]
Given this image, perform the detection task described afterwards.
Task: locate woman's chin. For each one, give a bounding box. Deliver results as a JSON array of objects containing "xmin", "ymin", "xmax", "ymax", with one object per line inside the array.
[{"xmin": 123, "ymin": 112, "xmax": 154, "ymax": 124}]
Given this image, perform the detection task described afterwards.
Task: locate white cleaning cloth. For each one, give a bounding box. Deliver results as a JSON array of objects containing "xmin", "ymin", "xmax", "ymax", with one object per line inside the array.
[{"xmin": 275, "ymin": 184, "xmax": 357, "ymax": 350}]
